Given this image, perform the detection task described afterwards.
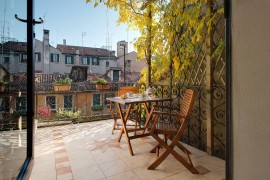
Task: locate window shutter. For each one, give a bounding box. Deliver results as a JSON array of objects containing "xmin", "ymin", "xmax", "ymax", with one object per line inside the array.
[
  {"xmin": 87, "ymin": 57, "xmax": 90, "ymax": 65},
  {"xmin": 97, "ymin": 57, "xmax": 100, "ymax": 65},
  {"xmin": 65, "ymin": 55, "xmax": 67, "ymax": 64},
  {"xmin": 50, "ymin": 54, "xmax": 53, "ymax": 62},
  {"xmin": 57, "ymin": 54, "xmax": 59, "ymax": 62},
  {"xmin": 71, "ymin": 56, "xmax": 74, "ymax": 64}
]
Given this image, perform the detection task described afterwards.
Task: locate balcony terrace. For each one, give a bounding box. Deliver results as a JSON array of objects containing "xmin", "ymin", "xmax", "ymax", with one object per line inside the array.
[{"xmin": 28, "ymin": 120, "xmax": 225, "ymax": 180}]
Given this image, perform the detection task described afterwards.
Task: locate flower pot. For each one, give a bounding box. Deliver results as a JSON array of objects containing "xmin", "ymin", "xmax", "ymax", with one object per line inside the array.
[
  {"xmin": 54, "ymin": 84, "xmax": 71, "ymax": 91},
  {"xmin": 96, "ymin": 84, "xmax": 110, "ymax": 90}
]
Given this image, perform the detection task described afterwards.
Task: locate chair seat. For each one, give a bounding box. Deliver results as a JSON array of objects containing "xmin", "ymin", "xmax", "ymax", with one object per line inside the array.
[{"xmin": 147, "ymin": 121, "xmax": 179, "ymax": 135}]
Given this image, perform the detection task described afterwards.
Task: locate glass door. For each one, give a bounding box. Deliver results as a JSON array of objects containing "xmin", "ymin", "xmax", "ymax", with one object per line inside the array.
[{"xmin": 0, "ymin": 0, "xmax": 33, "ymax": 179}]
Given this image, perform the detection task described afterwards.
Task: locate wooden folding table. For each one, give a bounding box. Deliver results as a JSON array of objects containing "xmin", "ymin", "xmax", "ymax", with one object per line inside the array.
[{"xmin": 106, "ymin": 97, "xmax": 171, "ymax": 156}]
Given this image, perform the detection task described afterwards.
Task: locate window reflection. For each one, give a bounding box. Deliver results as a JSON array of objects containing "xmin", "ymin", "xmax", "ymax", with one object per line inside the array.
[{"xmin": 0, "ymin": 0, "xmax": 27, "ymax": 179}]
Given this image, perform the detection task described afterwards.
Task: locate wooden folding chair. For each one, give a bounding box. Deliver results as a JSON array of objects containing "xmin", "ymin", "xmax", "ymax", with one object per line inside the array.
[
  {"xmin": 111, "ymin": 86, "xmax": 140, "ymax": 134},
  {"xmin": 147, "ymin": 89, "xmax": 199, "ymax": 174}
]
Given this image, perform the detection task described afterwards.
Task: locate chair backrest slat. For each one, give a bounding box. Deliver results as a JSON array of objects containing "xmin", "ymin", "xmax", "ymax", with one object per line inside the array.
[{"xmin": 179, "ymin": 89, "xmax": 195, "ymax": 118}]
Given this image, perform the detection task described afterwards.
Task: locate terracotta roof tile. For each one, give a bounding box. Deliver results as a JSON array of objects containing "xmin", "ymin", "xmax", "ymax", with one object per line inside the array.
[
  {"xmin": 3, "ymin": 41, "xmax": 27, "ymax": 52},
  {"xmin": 57, "ymin": 44, "xmax": 116, "ymax": 58}
]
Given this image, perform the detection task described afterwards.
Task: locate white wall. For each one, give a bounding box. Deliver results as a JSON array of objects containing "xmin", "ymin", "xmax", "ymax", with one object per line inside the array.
[
  {"xmin": 117, "ymin": 51, "xmax": 146, "ymax": 73},
  {"xmin": 232, "ymin": 0, "xmax": 270, "ymax": 179}
]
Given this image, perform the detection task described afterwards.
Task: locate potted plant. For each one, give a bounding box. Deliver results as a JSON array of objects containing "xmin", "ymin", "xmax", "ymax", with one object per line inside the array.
[
  {"xmin": 53, "ymin": 77, "xmax": 72, "ymax": 91},
  {"xmin": 91, "ymin": 105, "xmax": 103, "ymax": 111},
  {"xmin": 0, "ymin": 81, "xmax": 9, "ymax": 92},
  {"xmin": 94, "ymin": 78, "xmax": 110, "ymax": 90},
  {"xmin": 56, "ymin": 108, "xmax": 81, "ymax": 123}
]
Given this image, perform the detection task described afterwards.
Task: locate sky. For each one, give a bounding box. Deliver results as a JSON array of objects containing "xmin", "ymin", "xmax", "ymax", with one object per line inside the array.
[{"xmin": 35, "ymin": 0, "xmax": 140, "ymax": 52}]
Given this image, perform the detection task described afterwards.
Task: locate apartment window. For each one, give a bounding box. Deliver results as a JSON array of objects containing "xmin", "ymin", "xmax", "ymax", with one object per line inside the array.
[
  {"xmin": 92, "ymin": 94, "xmax": 101, "ymax": 106},
  {"xmin": 51, "ymin": 53, "xmax": 59, "ymax": 62},
  {"xmin": 92, "ymin": 57, "xmax": 99, "ymax": 66},
  {"xmin": 113, "ymin": 70, "xmax": 120, "ymax": 82},
  {"xmin": 105, "ymin": 93, "xmax": 115, "ymax": 107},
  {"xmin": 46, "ymin": 96, "xmax": 56, "ymax": 111},
  {"xmin": 0, "ymin": 97, "xmax": 9, "ymax": 113},
  {"xmin": 65, "ymin": 55, "xmax": 74, "ymax": 64},
  {"xmin": 126, "ymin": 60, "xmax": 131, "ymax": 67},
  {"xmin": 35, "ymin": 52, "xmax": 41, "ymax": 62},
  {"xmin": 16, "ymin": 97, "xmax": 27, "ymax": 112},
  {"xmin": 64, "ymin": 95, "xmax": 72, "ymax": 110},
  {"xmin": 82, "ymin": 57, "xmax": 90, "ymax": 65},
  {"xmin": 106, "ymin": 61, "xmax": 109, "ymax": 67},
  {"xmin": 20, "ymin": 54, "xmax": 27, "ymax": 63},
  {"xmin": 4, "ymin": 57, "xmax": 9, "ymax": 63}
]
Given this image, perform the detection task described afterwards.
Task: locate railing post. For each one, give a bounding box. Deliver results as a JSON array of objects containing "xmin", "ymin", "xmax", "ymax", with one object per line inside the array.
[{"xmin": 206, "ymin": 0, "xmax": 214, "ymax": 155}]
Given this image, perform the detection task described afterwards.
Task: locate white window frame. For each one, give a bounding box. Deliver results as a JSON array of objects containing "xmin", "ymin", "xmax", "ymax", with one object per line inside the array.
[
  {"xmin": 51, "ymin": 54, "xmax": 59, "ymax": 63},
  {"xmin": 82, "ymin": 57, "xmax": 88, "ymax": 65}
]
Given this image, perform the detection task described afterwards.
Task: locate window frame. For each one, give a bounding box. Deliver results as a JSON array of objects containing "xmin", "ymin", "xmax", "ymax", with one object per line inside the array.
[
  {"xmin": 63, "ymin": 95, "xmax": 73, "ymax": 110},
  {"xmin": 82, "ymin": 56, "xmax": 90, "ymax": 65},
  {"xmin": 92, "ymin": 94, "xmax": 101, "ymax": 106},
  {"xmin": 92, "ymin": 57, "xmax": 99, "ymax": 66},
  {"xmin": 113, "ymin": 70, "xmax": 120, "ymax": 82},
  {"xmin": 65, "ymin": 55, "xmax": 74, "ymax": 64},
  {"xmin": 15, "ymin": 97, "xmax": 27, "ymax": 112},
  {"xmin": 104, "ymin": 93, "xmax": 115, "ymax": 107},
  {"xmin": 50, "ymin": 53, "xmax": 60, "ymax": 63},
  {"xmin": 126, "ymin": 60, "xmax": 131, "ymax": 67},
  {"xmin": 0, "ymin": 97, "xmax": 10, "ymax": 113},
  {"xmin": 20, "ymin": 53, "xmax": 27, "ymax": 63},
  {"xmin": 35, "ymin": 52, "xmax": 41, "ymax": 62},
  {"xmin": 45, "ymin": 96, "xmax": 57, "ymax": 111}
]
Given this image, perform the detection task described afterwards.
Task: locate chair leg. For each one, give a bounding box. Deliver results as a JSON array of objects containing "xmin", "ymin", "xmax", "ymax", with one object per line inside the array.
[{"xmin": 148, "ymin": 132, "xmax": 199, "ymax": 174}]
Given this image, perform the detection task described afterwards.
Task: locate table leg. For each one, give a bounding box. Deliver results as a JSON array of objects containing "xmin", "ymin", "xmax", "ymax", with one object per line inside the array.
[{"xmin": 117, "ymin": 104, "xmax": 134, "ymax": 156}]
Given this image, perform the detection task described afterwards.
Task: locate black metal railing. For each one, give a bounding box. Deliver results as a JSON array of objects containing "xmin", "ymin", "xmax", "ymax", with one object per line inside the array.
[{"xmin": 0, "ymin": 82, "xmax": 225, "ymax": 159}]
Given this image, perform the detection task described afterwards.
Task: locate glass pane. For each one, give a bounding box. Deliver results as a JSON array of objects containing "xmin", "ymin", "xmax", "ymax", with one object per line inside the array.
[{"xmin": 0, "ymin": 0, "xmax": 27, "ymax": 179}]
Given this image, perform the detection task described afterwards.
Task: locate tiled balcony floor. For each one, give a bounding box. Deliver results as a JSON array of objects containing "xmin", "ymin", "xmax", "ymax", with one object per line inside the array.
[{"xmin": 30, "ymin": 120, "xmax": 225, "ymax": 180}]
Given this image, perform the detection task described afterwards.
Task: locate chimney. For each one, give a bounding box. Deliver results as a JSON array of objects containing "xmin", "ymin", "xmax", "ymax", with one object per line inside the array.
[
  {"xmin": 43, "ymin": 29, "xmax": 50, "ymax": 73},
  {"xmin": 63, "ymin": 39, "xmax": 66, "ymax": 45},
  {"xmin": 43, "ymin": 29, "xmax": 49, "ymax": 45},
  {"xmin": 117, "ymin": 40, "xmax": 128, "ymax": 57}
]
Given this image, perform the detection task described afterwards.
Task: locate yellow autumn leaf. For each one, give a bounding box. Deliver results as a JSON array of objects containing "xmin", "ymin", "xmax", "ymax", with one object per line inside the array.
[{"xmin": 173, "ymin": 56, "xmax": 180, "ymax": 71}]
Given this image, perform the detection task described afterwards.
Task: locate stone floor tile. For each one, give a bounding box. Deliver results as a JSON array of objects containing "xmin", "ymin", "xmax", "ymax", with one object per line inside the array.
[
  {"xmin": 161, "ymin": 170, "xmax": 204, "ymax": 180},
  {"xmin": 133, "ymin": 166, "xmax": 173, "ymax": 180},
  {"xmin": 57, "ymin": 172, "xmax": 73, "ymax": 180},
  {"xmin": 72, "ymin": 165, "xmax": 105, "ymax": 180},
  {"xmin": 56, "ymin": 166, "xmax": 72, "ymax": 176},
  {"xmin": 55, "ymin": 156, "xmax": 69, "ymax": 164},
  {"xmin": 99, "ymin": 159, "xmax": 131, "ymax": 177},
  {"xmin": 69, "ymin": 157, "xmax": 98, "ymax": 172},
  {"xmin": 93, "ymin": 149, "xmax": 120, "ymax": 165},
  {"xmin": 30, "ymin": 170, "xmax": 56, "ymax": 180},
  {"xmin": 56, "ymin": 161, "xmax": 70, "ymax": 169},
  {"xmin": 107, "ymin": 170, "xmax": 139, "ymax": 180}
]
